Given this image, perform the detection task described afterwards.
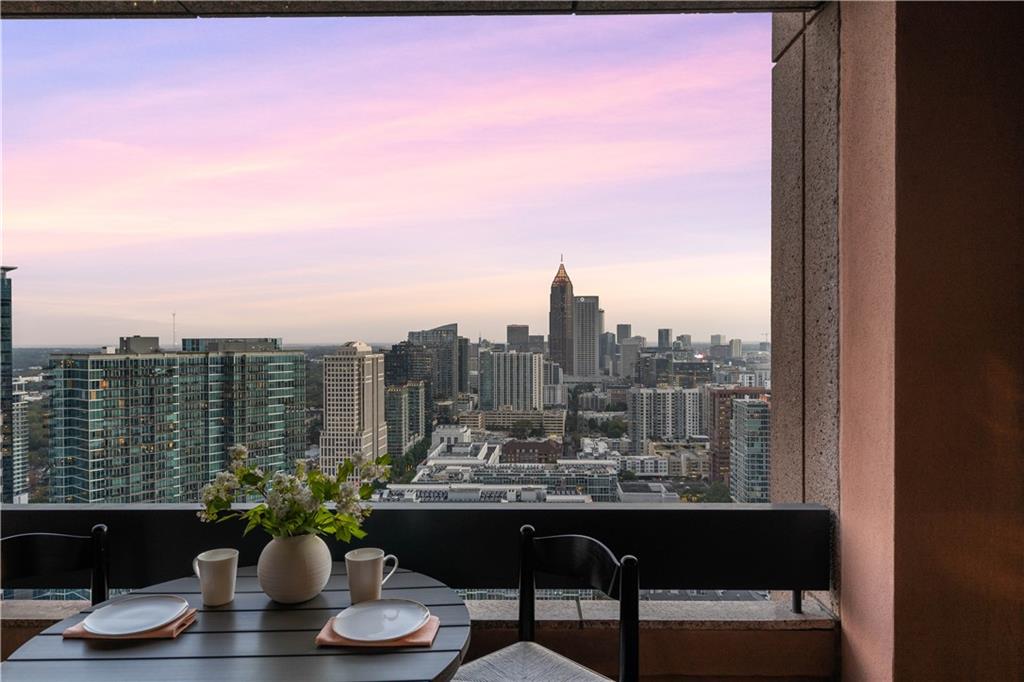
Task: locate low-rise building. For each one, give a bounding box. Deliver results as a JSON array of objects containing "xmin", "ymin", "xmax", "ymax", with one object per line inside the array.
[
  {"xmin": 617, "ymin": 481, "xmax": 678, "ymax": 503},
  {"xmin": 501, "ymin": 438, "xmax": 563, "ymax": 464},
  {"xmin": 457, "ymin": 408, "xmax": 567, "ymax": 437}
]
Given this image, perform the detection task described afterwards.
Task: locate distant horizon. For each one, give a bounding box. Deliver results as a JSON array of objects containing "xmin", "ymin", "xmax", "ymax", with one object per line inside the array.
[
  {"xmin": 3, "ymin": 13, "xmax": 770, "ymax": 345},
  {"xmin": 12, "ymin": 338, "xmax": 767, "ymax": 351}
]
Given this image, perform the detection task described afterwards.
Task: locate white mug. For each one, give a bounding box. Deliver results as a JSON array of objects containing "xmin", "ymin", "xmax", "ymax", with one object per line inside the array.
[
  {"xmin": 345, "ymin": 547, "xmax": 398, "ymax": 604},
  {"xmin": 193, "ymin": 548, "xmax": 239, "ymax": 606}
]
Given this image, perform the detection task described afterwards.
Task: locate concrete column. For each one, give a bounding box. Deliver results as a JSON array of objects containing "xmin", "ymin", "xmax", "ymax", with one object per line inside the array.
[
  {"xmin": 770, "ymin": 3, "xmax": 840, "ymax": 613},
  {"xmin": 839, "ymin": 2, "xmax": 1024, "ymax": 679}
]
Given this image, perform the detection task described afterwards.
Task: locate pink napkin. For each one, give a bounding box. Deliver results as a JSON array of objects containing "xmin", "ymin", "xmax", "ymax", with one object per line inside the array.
[
  {"xmin": 63, "ymin": 608, "xmax": 198, "ymax": 639},
  {"xmin": 316, "ymin": 614, "xmax": 440, "ymax": 648}
]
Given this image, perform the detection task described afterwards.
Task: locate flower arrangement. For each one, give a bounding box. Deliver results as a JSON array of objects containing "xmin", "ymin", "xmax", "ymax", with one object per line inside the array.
[{"xmin": 198, "ymin": 445, "xmax": 390, "ymax": 541}]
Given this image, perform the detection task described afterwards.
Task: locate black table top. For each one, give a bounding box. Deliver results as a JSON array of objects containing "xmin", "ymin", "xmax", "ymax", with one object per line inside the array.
[{"xmin": 2, "ymin": 563, "xmax": 471, "ymax": 682}]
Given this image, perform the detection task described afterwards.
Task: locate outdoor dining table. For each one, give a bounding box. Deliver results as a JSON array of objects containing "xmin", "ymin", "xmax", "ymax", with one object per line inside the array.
[{"xmin": 1, "ymin": 562, "xmax": 472, "ymax": 682}]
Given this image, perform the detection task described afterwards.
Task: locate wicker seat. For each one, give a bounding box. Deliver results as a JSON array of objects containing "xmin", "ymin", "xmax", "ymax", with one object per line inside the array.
[{"xmin": 454, "ymin": 641, "xmax": 610, "ymax": 681}]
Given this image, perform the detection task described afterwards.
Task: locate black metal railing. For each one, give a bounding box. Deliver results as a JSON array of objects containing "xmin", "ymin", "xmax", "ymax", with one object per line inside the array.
[{"xmin": 1, "ymin": 503, "xmax": 831, "ymax": 610}]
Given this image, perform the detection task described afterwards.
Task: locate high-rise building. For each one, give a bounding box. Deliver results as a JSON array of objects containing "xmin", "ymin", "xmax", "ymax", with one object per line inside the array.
[
  {"xmin": 406, "ymin": 380, "xmax": 427, "ymax": 441},
  {"xmin": 50, "ymin": 337, "xmax": 306, "ymax": 502},
  {"xmin": 711, "ymin": 334, "xmax": 725, "ymax": 346},
  {"xmin": 619, "ymin": 337, "xmax": 644, "ymax": 381},
  {"xmin": 729, "ymin": 399, "xmax": 771, "ymax": 502},
  {"xmin": 627, "ymin": 387, "xmax": 700, "ymax": 454},
  {"xmin": 408, "ymin": 323, "xmax": 459, "ymax": 401},
  {"xmin": 676, "ymin": 334, "xmax": 693, "ymax": 349},
  {"xmin": 599, "ymin": 331, "xmax": 617, "ymax": 372},
  {"xmin": 385, "ymin": 386, "xmax": 412, "ymax": 458},
  {"xmin": 573, "ymin": 295, "xmax": 600, "ymax": 377},
  {"xmin": 729, "ymin": 338, "xmax": 743, "ymax": 359},
  {"xmin": 616, "ymin": 324, "xmax": 632, "ymax": 343},
  {"xmin": 1, "ymin": 266, "xmax": 27, "ymax": 503},
  {"xmin": 320, "ymin": 342, "xmax": 387, "ymax": 478},
  {"xmin": 457, "ymin": 336, "xmax": 470, "ymax": 394},
  {"xmin": 548, "ymin": 262, "xmax": 574, "ymax": 375},
  {"xmin": 506, "ymin": 325, "xmax": 530, "ymax": 353},
  {"xmin": 385, "ymin": 381, "xmax": 427, "ymax": 458},
  {"xmin": 658, "ymin": 328, "xmax": 673, "ymax": 350},
  {"xmin": 384, "ymin": 341, "xmax": 433, "ymax": 388},
  {"xmin": 527, "ymin": 335, "xmax": 547, "ymax": 354},
  {"xmin": 479, "ymin": 351, "xmax": 543, "ymax": 411},
  {"xmin": 703, "ymin": 385, "xmax": 770, "ymax": 482}
]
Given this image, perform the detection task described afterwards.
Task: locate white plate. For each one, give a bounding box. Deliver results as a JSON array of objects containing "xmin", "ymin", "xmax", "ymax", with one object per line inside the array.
[
  {"xmin": 332, "ymin": 599, "xmax": 431, "ymax": 642},
  {"xmin": 83, "ymin": 595, "xmax": 190, "ymax": 636}
]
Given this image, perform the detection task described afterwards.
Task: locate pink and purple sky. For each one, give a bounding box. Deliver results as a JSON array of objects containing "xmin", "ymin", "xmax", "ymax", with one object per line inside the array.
[{"xmin": 2, "ymin": 13, "xmax": 770, "ymax": 346}]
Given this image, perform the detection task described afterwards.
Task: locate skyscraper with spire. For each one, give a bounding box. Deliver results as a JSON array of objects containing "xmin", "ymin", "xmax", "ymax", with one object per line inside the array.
[{"xmin": 548, "ymin": 260, "xmax": 574, "ymax": 375}]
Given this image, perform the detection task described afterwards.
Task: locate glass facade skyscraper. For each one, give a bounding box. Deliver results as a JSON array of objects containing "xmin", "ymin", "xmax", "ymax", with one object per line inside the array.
[
  {"xmin": 729, "ymin": 398, "xmax": 771, "ymax": 503},
  {"xmin": 1, "ymin": 266, "xmax": 28, "ymax": 503},
  {"xmin": 50, "ymin": 338, "xmax": 305, "ymax": 503}
]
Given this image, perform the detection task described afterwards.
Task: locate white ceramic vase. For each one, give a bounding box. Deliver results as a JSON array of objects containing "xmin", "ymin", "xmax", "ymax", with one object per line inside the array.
[{"xmin": 257, "ymin": 534, "xmax": 332, "ymax": 604}]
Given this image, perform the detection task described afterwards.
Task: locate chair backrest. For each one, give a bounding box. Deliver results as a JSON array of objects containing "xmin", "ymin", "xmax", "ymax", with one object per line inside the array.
[
  {"xmin": 0, "ymin": 524, "xmax": 108, "ymax": 605},
  {"xmin": 518, "ymin": 524, "xmax": 639, "ymax": 682}
]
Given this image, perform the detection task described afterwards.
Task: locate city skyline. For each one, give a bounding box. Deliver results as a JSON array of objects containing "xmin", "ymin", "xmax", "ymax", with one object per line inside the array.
[{"xmin": 2, "ymin": 13, "xmax": 770, "ymax": 345}]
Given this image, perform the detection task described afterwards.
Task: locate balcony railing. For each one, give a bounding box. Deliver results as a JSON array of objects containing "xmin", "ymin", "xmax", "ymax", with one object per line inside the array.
[{"xmin": 1, "ymin": 503, "xmax": 831, "ymax": 603}]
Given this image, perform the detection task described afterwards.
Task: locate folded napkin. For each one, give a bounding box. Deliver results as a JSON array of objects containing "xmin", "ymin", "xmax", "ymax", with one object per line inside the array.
[
  {"xmin": 316, "ymin": 614, "xmax": 440, "ymax": 648},
  {"xmin": 63, "ymin": 608, "xmax": 198, "ymax": 640}
]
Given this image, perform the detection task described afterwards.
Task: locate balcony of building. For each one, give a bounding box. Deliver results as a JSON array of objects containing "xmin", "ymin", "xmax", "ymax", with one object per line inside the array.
[{"xmin": 1, "ymin": 1, "xmax": 1022, "ymax": 680}]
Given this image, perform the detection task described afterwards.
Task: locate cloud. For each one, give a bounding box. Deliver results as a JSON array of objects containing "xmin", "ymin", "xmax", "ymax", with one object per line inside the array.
[{"xmin": 2, "ymin": 13, "xmax": 770, "ymax": 345}]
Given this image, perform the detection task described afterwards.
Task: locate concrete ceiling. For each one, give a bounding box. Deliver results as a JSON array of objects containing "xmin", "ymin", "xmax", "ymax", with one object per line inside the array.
[{"xmin": 1, "ymin": 1, "xmax": 818, "ymax": 19}]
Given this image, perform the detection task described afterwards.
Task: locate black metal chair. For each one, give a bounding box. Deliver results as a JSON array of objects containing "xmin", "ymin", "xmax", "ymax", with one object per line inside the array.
[
  {"xmin": 455, "ymin": 524, "xmax": 639, "ymax": 682},
  {"xmin": 0, "ymin": 524, "xmax": 109, "ymax": 605}
]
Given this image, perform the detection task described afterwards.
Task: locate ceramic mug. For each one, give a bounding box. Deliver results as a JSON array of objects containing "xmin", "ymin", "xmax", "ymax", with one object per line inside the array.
[
  {"xmin": 193, "ymin": 548, "xmax": 239, "ymax": 606},
  {"xmin": 345, "ymin": 547, "xmax": 398, "ymax": 603}
]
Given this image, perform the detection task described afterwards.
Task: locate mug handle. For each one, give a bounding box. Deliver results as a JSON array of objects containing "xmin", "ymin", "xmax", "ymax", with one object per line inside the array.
[
  {"xmin": 381, "ymin": 554, "xmax": 399, "ymax": 586},
  {"xmin": 193, "ymin": 557, "xmax": 200, "ymax": 578}
]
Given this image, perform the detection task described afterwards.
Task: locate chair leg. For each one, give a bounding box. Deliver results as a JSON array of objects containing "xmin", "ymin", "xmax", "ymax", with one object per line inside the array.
[{"xmin": 792, "ymin": 589, "xmax": 802, "ymax": 614}]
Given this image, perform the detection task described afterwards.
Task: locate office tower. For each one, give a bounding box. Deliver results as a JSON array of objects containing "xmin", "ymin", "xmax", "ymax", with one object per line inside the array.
[
  {"xmin": 320, "ymin": 342, "xmax": 387, "ymax": 478},
  {"xmin": 729, "ymin": 399, "xmax": 771, "ymax": 503},
  {"xmin": 599, "ymin": 331, "xmax": 617, "ymax": 372},
  {"xmin": 676, "ymin": 334, "xmax": 693, "ymax": 349},
  {"xmin": 573, "ymin": 296, "xmax": 600, "ymax": 377},
  {"xmin": 458, "ymin": 336, "xmax": 470, "ymax": 393},
  {"xmin": 759, "ymin": 341, "xmax": 772, "ymax": 352},
  {"xmin": 50, "ymin": 337, "xmax": 306, "ymax": 503},
  {"xmin": 479, "ymin": 351, "xmax": 543, "ymax": 411},
  {"xmin": 729, "ymin": 338, "xmax": 743, "ymax": 359},
  {"xmin": 616, "ymin": 324, "xmax": 632, "ymax": 343},
  {"xmin": 658, "ymin": 328, "xmax": 673, "ymax": 350},
  {"xmin": 703, "ymin": 385, "xmax": 770, "ymax": 482},
  {"xmin": 548, "ymin": 263, "xmax": 574, "ymax": 375},
  {"xmin": 506, "ymin": 325, "xmax": 530, "ymax": 353},
  {"xmin": 408, "ymin": 323, "xmax": 459, "ymax": 400},
  {"xmin": 710, "ymin": 334, "xmax": 725, "ymax": 346},
  {"xmin": 619, "ymin": 337, "xmax": 643, "ymax": 381},
  {"xmin": 527, "ymin": 335, "xmax": 546, "ymax": 354},
  {"xmin": 627, "ymin": 387, "xmax": 700, "ymax": 454},
  {"xmin": 1, "ymin": 266, "xmax": 27, "ymax": 504}
]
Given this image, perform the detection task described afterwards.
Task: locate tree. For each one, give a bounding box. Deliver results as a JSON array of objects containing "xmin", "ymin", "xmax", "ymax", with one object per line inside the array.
[
  {"xmin": 511, "ymin": 419, "xmax": 534, "ymax": 440},
  {"xmin": 620, "ymin": 469, "xmax": 637, "ymax": 481},
  {"xmin": 701, "ymin": 481, "xmax": 733, "ymax": 503}
]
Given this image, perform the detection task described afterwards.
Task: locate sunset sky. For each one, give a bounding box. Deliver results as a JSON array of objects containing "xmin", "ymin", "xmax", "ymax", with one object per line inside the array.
[{"xmin": 2, "ymin": 13, "xmax": 770, "ymax": 347}]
